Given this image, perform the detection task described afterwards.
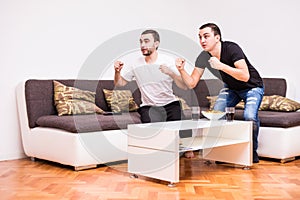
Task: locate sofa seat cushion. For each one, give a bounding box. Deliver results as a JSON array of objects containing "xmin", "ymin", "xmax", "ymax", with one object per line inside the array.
[
  {"xmin": 235, "ymin": 110, "xmax": 300, "ymax": 128},
  {"xmin": 36, "ymin": 112, "xmax": 141, "ymax": 133}
]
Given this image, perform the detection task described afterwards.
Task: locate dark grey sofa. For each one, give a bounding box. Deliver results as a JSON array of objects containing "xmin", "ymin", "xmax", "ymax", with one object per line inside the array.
[{"xmin": 17, "ymin": 78, "xmax": 300, "ymax": 170}]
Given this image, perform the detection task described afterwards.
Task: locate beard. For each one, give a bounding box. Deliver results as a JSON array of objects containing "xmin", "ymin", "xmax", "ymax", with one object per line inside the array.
[{"xmin": 141, "ymin": 47, "xmax": 154, "ymax": 56}]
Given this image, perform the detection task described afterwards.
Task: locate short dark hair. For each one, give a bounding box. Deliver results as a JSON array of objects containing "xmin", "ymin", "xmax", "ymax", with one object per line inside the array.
[
  {"xmin": 141, "ymin": 29, "xmax": 160, "ymax": 42},
  {"xmin": 199, "ymin": 23, "xmax": 222, "ymax": 41}
]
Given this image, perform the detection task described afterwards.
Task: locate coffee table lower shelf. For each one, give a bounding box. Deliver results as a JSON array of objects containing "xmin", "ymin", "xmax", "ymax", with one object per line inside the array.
[{"xmin": 127, "ymin": 120, "xmax": 253, "ymax": 186}]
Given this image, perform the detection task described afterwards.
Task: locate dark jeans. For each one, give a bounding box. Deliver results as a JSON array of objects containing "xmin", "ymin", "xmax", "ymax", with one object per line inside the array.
[
  {"xmin": 214, "ymin": 85, "xmax": 264, "ymax": 162},
  {"xmin": 138, "ymin": 101, "xmax": 181, "ymax": 123}
]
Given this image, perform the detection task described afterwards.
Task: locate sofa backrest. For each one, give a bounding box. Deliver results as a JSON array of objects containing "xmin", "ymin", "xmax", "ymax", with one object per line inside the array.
[
  {"xmin": 263, "ymin": 78, "xmax": 286, "ymax": 97},
  {"xmin": 193, "ymin": 78, "xmax": 224, "ymax": 107},
  {"xmin": 24, "ymin": 78, "xmax": 287, "ymax": 129},
  {"xmin": 172, "ymin": 78, "xmax": 224, "ymax": 107}
]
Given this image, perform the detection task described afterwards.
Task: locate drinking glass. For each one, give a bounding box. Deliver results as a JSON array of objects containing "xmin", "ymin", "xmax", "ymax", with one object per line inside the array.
[
  {"xmin": 191, "ymin": 106, "xmax": 200, "ymax": 120},
  {"xmin": 225, "ymin": 107, "xmax": 235, "ymax": 122}
]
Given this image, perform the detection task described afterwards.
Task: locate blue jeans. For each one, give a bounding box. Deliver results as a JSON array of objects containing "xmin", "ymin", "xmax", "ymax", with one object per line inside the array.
[{"xmin": 214, "ymin": 85, "xmax": 264, "ymax": 161}]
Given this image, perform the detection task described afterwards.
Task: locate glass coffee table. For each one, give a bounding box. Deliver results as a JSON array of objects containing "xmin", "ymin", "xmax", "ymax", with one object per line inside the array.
[{"xmin": 127, "ymin": 119, "xmax": 253, "ymax": 186}]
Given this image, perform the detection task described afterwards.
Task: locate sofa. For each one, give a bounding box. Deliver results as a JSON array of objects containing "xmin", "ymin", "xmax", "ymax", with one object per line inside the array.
[{"xmin": 16, "ymin": 78, "xmax": 300, "ymax": 170}]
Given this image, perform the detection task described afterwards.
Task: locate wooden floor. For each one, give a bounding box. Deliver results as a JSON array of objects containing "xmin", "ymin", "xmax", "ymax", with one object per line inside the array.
[{"xmin": 1, "ymin": 154, "xmax": 300, "ymax": 200}]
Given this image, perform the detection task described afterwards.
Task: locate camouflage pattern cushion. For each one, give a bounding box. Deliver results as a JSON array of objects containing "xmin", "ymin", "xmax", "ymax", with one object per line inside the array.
[
  {"xmin": 206, "ymin": 96, "xmax": 218, "ymax": 110},
  {"xmin": 53, "ymin": 81, "xmax": 104, "ymax": 116},
  {"xmin": 103, "ymin": 89, "xmax": 139, "ymax": 113},
  {"xmin": 259, "ymin": 96, "xmax": 272, "ymax": 111},
  {"xmin": 267, "ymin": 95, "xmax": 300, "ymax": 112},
  {"xmin": 235, "ymin": 101, "xmax": 245, "ymax": 109},
  {"xmin": 207, "ymin": 95, "xmax": 245, "ymax": 110},
  {"xmin": 176, "ymin": 96, "xmax": 190, "ymax": 110},
  {"xmin": 207, "ymin": 95, "xmax": 300, "ymax": 112},
  {"xmin": 235, "ymin": 96, "xmax": 267, "ymax": 111}
]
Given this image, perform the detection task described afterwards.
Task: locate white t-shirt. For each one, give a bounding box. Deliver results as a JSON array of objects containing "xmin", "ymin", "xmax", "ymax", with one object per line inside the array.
[{"xmin": 121, "ymin": 53, "xmax": 179, "ymax": 107}]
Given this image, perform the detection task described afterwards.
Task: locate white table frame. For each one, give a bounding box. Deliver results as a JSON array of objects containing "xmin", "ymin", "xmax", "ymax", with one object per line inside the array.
[{"xmin": 127, "ymin": 119, "xmax": 253, "ymax": 186}]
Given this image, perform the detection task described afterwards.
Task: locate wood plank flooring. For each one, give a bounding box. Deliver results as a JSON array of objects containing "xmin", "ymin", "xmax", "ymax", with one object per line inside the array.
[{"xmin": 1, "ymin": 154, "xmax": 300, "ymax": 200}]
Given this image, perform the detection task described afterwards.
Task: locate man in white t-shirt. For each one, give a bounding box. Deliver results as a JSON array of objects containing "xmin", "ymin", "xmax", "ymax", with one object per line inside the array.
[{"xmin": 114, "ymin": 29, "xmax": 187, "ymax": 123}]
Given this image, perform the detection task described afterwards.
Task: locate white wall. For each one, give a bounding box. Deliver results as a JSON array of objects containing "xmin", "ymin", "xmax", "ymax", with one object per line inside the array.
[{"xmin": 1, "ymin": 0, "xmax": 299, "ymax": 161}]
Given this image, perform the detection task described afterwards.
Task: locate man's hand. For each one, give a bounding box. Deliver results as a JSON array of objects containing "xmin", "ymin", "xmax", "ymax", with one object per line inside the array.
[
  {"xmin": 175, "ymin": 58, "xmax": 186, "ymax": 71},
  {"xmin": 160, "ymin": 63, "xmax": 188, "ymax": 90},
  {"xmin": 114, "ymin": 61, "xmax": 124, "ymax": 72},
  {"xmin": 208, "ymin": 57, "xmax": 223, "ymax": 70},
  {"xmin": 159, "ymin": 64, "xmax": 173, "ymax": 76}
]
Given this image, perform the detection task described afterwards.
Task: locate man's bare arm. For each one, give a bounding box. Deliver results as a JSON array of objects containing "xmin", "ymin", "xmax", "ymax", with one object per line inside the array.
[
  {"xmin": 114, "ymin": 61, "xmax": 128, "ymax": 86},
  {"xmin": 176, "ymin": 58, "xmax": 204, "ymax": 89}
]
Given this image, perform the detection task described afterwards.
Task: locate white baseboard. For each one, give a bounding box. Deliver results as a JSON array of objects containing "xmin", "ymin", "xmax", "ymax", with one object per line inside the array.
[{"xmin": 0, "ymin": 152, "xmax": 27, "ymax": 161}]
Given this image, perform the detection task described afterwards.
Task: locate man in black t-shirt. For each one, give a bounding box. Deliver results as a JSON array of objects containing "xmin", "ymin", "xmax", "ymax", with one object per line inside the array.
[{"xmin": 176, "ymin": 23, "xmax": 264, "ymax": 163}]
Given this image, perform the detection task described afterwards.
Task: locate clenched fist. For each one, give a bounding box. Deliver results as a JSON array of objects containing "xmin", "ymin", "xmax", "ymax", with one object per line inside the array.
[
  {"xmin": 175, "ymin": 58, "xmax": 186, "ymax": 71},
  {"xmin": 208, "ymin": 57, "xmax": 222, "ymax": 70},
  {"xmin": 159, "ymin": 64, "xmax": 173, "ymax": 76},
  {"xmin": 114, "ymin": 61, "xmax": 124, "ymax": 72}
]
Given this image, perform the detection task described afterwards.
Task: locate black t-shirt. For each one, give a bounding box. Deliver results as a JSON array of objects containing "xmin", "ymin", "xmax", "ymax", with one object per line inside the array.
[{"xmin": 195, "ymin": 41, "xmax": 263, "ymax": 90}]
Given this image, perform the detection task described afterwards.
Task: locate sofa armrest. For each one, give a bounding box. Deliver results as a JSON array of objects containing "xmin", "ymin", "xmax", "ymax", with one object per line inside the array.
[{"xmin": 16, "ymin": 81, "xmax": 32, "ymax": 156}]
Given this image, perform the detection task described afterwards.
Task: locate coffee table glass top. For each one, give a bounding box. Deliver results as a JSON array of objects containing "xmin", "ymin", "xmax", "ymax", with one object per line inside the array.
[{"xmin": 129, "ymin": 119, "xmax": 247, "ymax": 131}]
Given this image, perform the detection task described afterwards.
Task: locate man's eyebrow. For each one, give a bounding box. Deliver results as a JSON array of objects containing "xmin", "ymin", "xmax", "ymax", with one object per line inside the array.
[
  {"xmin": 140, "ymin": 38, "xmax": 150, "ymax": 42},
  {"xmin": 199, "ymin": 32, "xmax": 210, "ymax": 37}
]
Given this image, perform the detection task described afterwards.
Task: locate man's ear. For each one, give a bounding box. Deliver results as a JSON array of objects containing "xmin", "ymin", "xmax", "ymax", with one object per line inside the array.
[{"xmin": 154, "ymin": 41, "xmax": 160, "ymax": 49}]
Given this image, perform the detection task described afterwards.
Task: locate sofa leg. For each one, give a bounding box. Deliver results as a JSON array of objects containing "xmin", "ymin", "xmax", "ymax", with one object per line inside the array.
[
  {"xmin": 74, "ymin": 164, "xmax": 97, "ymax": 171},
  {"xmin": 30, "ymin": 157, "xmax": 36, "ymax": 161},
  {"xmin": 280, "ymin": 157, "xmax": 295, "ymax": 163}
]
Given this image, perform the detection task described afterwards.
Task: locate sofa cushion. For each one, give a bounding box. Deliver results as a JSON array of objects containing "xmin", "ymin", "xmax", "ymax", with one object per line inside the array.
[
  {"xmin": 267, "ymin": 95, "xmax": 300, "ymax": 112},
  {"xmin": 206, "ymin": 95, "xmax": 245, "ymax": 110},
  {"xmin": 53, "ymin": 81, "xmax": 104, "ymax": 116},
  {"xmin": 36, "ymin": 112, "xmax": 141, "ymax": 133},
  {"xmin": 235, "ymin": 110, "xmax": 300, "ymax": 128},
  {"xmin": 177, "ymin": 96, "xmax": 190, "ymax": 110},
  {"xmin": 206, "ymin": 96, "xmax": 217, "ymax": 110},
  {"xmin": 103, "ymin": 89, "xmax": 139, "ymax": 113}
]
